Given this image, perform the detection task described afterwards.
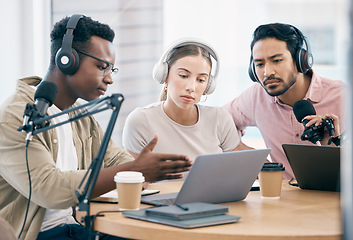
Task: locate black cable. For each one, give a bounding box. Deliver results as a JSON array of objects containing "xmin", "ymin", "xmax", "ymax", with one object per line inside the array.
[
  {"xmin": 18, "ymin": 139, "xmax": 32, "ymax": 239},
  {"xmin": 288, "ymin": 178, "xmax": 299, "ymax": 187}
]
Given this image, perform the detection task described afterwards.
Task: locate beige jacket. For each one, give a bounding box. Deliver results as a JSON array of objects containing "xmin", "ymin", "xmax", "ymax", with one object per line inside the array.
[{"xmin": 0, "ymin": 76, "xmax": 134, "ymax": 239}]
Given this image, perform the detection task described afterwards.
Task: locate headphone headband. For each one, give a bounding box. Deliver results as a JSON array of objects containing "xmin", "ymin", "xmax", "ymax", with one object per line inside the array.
[
  {"xmin": 153, "ymin": 38, "xmax": 220, "ymax": 95},
  {"xmin": 157, "ymin": 38, "xmax": 219, "ymax": 71}
]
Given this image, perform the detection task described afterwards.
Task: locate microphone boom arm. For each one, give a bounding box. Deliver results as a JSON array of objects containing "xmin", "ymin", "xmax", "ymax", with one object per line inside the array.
[
  {"xmin": 18, "ymin": 93, "xmax": 124, "ymax": 236},
  {"xmin": 74, "ymin": 94, "xmax": 124, "ymax": 232},
  {"xmin": 20, "ymin": 94, "xmax": 121, "ymax": 135}
]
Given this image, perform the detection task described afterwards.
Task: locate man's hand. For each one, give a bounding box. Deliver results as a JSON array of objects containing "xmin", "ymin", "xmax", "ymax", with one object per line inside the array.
[
  {"xmin": 305, "ymin": 113, "xmax": 340, "ymax": 137},
  {"xmin": 132, "ymin": 135, "xmax": 192, "ymax": 182},
  {"xmin": 305, "ymin": 114, "xmax": 341, "ymax": 145}
]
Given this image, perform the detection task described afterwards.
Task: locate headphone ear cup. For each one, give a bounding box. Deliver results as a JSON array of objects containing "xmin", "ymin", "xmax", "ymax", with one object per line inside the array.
[
  {"xmin": 296, "ymin": 48, "xmax": 305, "ymax": 73},
  {"xmin": 305, "ymin": 51, "xmax": 314, "ymax": 70},
  {"xmin": 296, "ymin": 48, "xmax": 313, "ymax": 74},
  {"xmin": 55, "ymin": 48, "xmax": 80, "ymax": 75},
  {"xmin": 204, "ymin": 75, "xmax": 216, "ymax": 95},
  {"xmin": 248, "ymin": 60, "xmax": 258, "ymax": 82},
  {"xmin": 152, "ymin": 61, "xmax": 168, "ymax": 84}
]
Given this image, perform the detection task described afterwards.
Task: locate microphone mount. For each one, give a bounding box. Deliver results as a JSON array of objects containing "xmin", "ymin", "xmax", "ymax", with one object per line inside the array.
[
  {"xmin": 17, "ymin": 102, "xmax": 51, "ymax": 141},
  {"xmin": 18, "ymin": 93, "xmax": 124, "ymax": 238}
]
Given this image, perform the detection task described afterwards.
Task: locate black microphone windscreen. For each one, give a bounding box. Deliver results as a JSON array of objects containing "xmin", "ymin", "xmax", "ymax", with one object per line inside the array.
[
  {"xmin": 293, "ymin": 100, "xmax": 316, "ymax": 122},
  {"xmin": 34, "ymin": 81, "xmax": 58, "ymax": 106}
]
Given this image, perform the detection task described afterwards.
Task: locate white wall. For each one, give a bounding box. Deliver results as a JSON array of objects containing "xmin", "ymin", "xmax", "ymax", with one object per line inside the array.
[{"xmin": 0, "ymin": 0, "xmax": 51, "ymax": 104}]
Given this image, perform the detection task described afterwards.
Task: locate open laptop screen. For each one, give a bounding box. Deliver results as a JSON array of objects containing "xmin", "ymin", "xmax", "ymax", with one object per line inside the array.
[{"xmin": 282, "ymin": 144, "xmax": 340, "ymax": 192}]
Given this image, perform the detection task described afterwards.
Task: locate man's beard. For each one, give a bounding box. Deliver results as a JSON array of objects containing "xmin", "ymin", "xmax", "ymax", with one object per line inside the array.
[{"xmin": 262, "ymin": 73, "xmax": 297, "ymax": 97}]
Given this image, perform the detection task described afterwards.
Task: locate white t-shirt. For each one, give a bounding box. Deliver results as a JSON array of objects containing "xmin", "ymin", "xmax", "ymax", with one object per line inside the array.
[
  {"xmin": 122, "ymin": 102, "xmax": 240, "ymax": 163},
  {"xmin": 40, "ymin": 104, "xmax": 79, "ymax": 232}
]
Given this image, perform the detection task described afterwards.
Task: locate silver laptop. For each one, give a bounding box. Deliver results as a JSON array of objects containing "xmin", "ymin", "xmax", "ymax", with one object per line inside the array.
[{"xmin": 141, "ymin": 149, "xmax": 270, "ymax": 206}]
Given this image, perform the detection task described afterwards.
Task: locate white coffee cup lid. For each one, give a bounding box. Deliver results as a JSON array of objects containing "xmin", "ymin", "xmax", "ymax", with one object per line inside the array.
[{"xmin": 114, "ymin": 171, "xmax": 145, "ymax": 183}]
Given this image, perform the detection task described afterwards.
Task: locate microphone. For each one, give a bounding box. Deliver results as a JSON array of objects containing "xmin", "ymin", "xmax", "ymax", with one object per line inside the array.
[
  {"xmin": 293, "ymin": 100, "xmax": 323, "ymax": 145},
  {"xmin": 19, "ymin": 81, "xmax": 58, "ymax": 139},
  {"xmin": 33, "ymin": 81, "xmax": 58, "ymax": 119}
]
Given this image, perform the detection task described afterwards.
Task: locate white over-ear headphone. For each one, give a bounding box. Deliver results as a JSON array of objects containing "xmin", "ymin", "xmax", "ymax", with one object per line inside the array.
[{"xmin": 152, "ymin": 38, "xmax": 220, "ymax": 95}]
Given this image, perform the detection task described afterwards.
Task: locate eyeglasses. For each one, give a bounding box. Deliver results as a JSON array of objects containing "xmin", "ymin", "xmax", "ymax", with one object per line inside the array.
[{"xmin": 77, "ymin": 49, "xmax": 119, "ymax": 76}]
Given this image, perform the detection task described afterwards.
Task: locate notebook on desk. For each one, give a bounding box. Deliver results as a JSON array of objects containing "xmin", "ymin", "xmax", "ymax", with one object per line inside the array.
[
  {"xmin": 141, "ymin": 149, "xmax": 270, "ymax": 206},
  {"xmin": 123, "ymin": 202, "xmax": 241, "ymax": 229},
  {"xmin": 282, "ymin": 144, "xmax": 340, "ymax": 192}
]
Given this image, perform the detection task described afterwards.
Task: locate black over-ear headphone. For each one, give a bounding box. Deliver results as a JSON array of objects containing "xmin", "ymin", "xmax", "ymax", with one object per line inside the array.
[
  {"xmin": 55, "ymin": 14, "xmax": 84, "ymax": 75},
  {"xmin": 248, "ymin": 25, "xmax": 314, "ymax": 82}
]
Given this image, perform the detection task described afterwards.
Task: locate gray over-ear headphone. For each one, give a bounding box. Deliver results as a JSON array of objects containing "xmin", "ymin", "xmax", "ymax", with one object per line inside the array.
[{"xmin": 152, "ymin": 38, "xmax": 220, "ymax": 95}]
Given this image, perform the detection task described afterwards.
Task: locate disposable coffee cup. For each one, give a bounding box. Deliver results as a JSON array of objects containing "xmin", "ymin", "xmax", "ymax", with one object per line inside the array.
[
  {"xmin": 259, "ymin": 163, "xmax": 285, "ymax": 199},
  {"xmin": 114, "ymin": 171, "xmax": 145, "ymax": 210}
]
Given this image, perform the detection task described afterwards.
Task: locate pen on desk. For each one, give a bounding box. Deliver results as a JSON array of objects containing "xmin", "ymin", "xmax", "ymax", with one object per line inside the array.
[{"xmin": 175, "ymin": 203, "xmax": 189, "ymax": 211}]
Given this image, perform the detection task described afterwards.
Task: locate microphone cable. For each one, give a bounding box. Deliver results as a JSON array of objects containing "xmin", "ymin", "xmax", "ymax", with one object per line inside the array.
[
  {"xmin": 17, "ymin": 81, "xmax": 57, "ymax": 238},
  {"xmin": 18, "ymin": 139, "xmax": 32, "ymax": 239}
]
